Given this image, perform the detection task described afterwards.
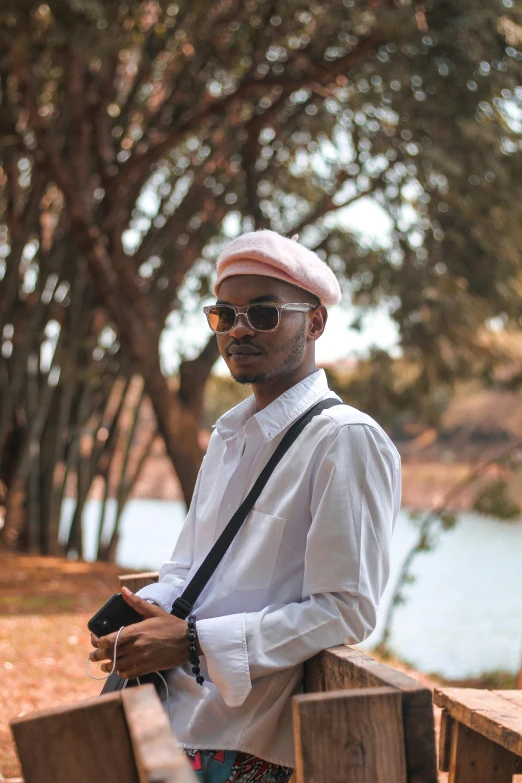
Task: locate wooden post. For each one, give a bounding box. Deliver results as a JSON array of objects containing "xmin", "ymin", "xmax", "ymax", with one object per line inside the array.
[
  {"xmin": 293, "ymin": 686, "xmax": 407, "ymax": 783},
  {"xmin": 11, "ymin": 692, "xmax": 140, "ymax": 783},
  {"xmin": 305, "ymin": 647, "xmax": 437, "ymax": 783},
  {"xmin": 438, "ymin": 708, "xmax": 454, "ymax": 772},
  {"xmin": 118, "ymin": 572, "xmax": 159, "ymax": 594},
  {"xmin": 10, "ymin": 686, "xmax": 197, "ymax": 783},
  {"xmin": 122, "ymin": 685, "xmax": 196, "ymax": 783},
  {"xmin": 448, "ymin": 721, "xmax": 516, "ymax": 783}
]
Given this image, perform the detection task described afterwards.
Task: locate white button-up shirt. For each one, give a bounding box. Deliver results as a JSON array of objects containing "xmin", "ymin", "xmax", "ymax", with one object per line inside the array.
[{"xmin": 139, "ymin": 369, "xmax": 401, "ymax": 767}]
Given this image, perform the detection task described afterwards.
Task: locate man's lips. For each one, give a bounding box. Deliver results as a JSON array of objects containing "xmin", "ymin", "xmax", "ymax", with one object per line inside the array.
[{"xmin": 227, "ymin": 345, "xmax": 263, "ymax": 356}]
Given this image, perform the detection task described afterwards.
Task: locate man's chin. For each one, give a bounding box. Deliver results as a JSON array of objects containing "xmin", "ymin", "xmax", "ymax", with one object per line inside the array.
[{"xmin": 231, "ymin": 371, "xmax": 269, "ymax": 385}]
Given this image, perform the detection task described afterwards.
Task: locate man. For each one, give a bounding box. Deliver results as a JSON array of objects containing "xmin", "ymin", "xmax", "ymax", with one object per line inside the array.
[{"xmin": 91, "ymin": 230, "xmax": 401, "ymax": 783}]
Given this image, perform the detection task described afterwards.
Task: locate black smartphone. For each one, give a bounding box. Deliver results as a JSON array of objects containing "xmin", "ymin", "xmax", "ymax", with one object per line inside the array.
[{"xmin": 88, "ymin": 593, "xmax": 143, "ymax": 637}]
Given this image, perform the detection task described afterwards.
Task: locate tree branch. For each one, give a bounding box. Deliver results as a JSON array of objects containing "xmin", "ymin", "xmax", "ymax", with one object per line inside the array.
[
  {"xmin": 66, "ymin": 47, "xmax": 91, "ymax": 187},
  {"xmin": 12, "ymin": 45, "xmax": 164, "ymax": 350},
  {"xmin": 93, "ymin": 51, "xmax": 120, "ymax": 187},
  {"xmin": 105, "ymin": 33, "xmax": 384, "ymax": 219},
  {"xmin": 290, "ymin": 177, "xmax": 383, "ymax": 237},
  {"xmin": 242, "ymin": 93, "xmax": 287, "ymax": 229},
  {"xmin": 133, "ymin": 137, "xmax": 235, "ymax": 268}
]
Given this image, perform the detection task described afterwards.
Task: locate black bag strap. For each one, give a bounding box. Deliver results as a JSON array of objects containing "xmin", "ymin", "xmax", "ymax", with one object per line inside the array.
[{"xmin": 170, "ymin": 397, "xmax": 343, "ymax": 619}]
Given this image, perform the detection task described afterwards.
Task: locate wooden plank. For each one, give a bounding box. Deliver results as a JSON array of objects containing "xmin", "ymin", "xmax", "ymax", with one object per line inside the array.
[
  {"xmin": 496, "ymin": 690, "xmax": 522, "ymax": 708},
  {"xmin": 305, "ymin": 646, "xmax": 426, "ymax": 694},
  {"xmin": 448, "ymin": 720, "xmax": 516, "ymax": 783},
  {"xmin": 293, "ymin": 686, "xmax": 407, "ymax": 783},
  {"xmin": 305, "ymin": 646, "xmax": 437, "ymax": 783},
  {"xmin": 467, "ymin": 689, "xmax": 522, "ymax": 772},
  {"xmin": 11, "ymin": 692, "xmax": 139, "ymax": 783},
  {"xmin": 122, "ymin": 685, "xmax": 197, "ymax": 783},
  {"xmin": 434, "ymin": 687, "xmax": 522, "ymax": 757},
  {"xmin": 439, "ymin": 709, "xmax": 454, "ymax": 773},
  {"xmin": 118, "ymin": 572, "xmax": 159, "ymax": 594},
  {"xmin": 499, "ymin": 689, "xmax": 522, "ymax": 769}
]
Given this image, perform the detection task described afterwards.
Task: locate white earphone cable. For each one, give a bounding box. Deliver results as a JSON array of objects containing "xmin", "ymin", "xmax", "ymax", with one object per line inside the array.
[
  {"xmin": 86, "ymin": 626, "xmax": 126, "ymax": 681},
  {"xmin": 86, "ymin": 628, "xmax": 171, "ymax": 721}
]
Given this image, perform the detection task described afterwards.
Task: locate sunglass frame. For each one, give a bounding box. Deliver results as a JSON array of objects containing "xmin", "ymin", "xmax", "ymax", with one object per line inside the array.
[{"xmin": 203, "ymin": 302, "xmax": 318, "ymax": 333}]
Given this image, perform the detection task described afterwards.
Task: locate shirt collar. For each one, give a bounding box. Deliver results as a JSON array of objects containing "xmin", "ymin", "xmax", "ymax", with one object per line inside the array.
[{"xmin": 215, "ymin": 369, "xmax": 330, "ymax": 443}]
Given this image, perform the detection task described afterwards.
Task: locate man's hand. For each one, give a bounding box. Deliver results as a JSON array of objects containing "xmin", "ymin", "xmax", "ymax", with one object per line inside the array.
[{"xmin": 89, "ymin": 587, "xmax": 191, "ymax": 679}]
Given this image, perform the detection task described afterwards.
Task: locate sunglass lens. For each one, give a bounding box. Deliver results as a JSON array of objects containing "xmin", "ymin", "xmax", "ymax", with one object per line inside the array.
[
  {"xmin": 207, "ymin": 306, "xmax": 235, "ymax": 332},
  {"xmin": 248, "ymin": 304, "xmax": 279, "ymax": 331}
]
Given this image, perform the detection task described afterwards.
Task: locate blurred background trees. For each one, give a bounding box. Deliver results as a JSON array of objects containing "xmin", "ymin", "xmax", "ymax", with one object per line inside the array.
[{"xmin": 1, "ymin": 0, "xmax": 521, "ymax": 557}]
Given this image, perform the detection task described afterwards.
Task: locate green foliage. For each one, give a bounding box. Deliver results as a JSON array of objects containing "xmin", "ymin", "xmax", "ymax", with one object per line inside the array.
[
  {"xmin": 473, "ymin": 478, "xmax": 521, "ymax": 520},
  {"xmin": 202, "ymin": 375, "xmax": 251, "ymax": 429},
  {"xmin": 439, "ymin": 510, "xmax": 457, "ymax": 530},
  {"xmin": 438, "ymin": 669, "xmax": 518, "ymax": 689},
  {"xmin": 325, "ymin": 351, "xmax": 453, "ymax": 428}
]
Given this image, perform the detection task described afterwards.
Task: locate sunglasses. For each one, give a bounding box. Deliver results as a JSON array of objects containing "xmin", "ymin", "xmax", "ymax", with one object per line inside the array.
[{"xmin": 203, "ymin": 302, "xmax": 318, "ymax": 333}]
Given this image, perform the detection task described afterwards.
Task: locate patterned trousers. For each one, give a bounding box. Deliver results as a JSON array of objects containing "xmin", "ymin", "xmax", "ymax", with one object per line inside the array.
[{"xmin": 184, "ymin": 748, "xmax": 294, "ymax": 783}]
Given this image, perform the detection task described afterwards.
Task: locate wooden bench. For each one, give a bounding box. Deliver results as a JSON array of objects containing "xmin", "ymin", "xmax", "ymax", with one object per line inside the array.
[
  {"xmin": 120, "ymin": 572, "xmax": 438, "ymax": 783},
  {"xmin": 435, "ymin": 687, "xmax": 522, "ymax": 783},
  {"xmin": 10, "ymin": 684, "xmax": 197, "ymax": 783}
]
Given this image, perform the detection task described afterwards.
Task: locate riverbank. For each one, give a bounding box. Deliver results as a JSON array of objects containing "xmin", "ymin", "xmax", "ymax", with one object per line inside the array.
[{"xmin": 0, "ymin": 552, "xmax": 517, "ymax": 779}]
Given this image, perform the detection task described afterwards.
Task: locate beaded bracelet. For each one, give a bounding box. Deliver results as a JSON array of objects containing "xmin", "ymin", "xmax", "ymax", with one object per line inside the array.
[{"xmin": 187, "ymin": 614, "xmax": 204, "ymax": 685}]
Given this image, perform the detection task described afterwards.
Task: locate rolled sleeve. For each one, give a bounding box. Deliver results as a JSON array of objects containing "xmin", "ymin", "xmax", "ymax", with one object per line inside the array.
[
  {"xmin": 197, "ymin": 613, "xmax": 252, "ymax": 707},
  {"xmin": 137, "ymin": 581, "xmax": 185, "ymax": 613}
]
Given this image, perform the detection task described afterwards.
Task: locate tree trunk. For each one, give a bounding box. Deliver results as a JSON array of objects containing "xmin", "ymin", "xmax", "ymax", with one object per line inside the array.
[
  {"xmin": 26, "ymin": 351, "xmax": 40, "ymax": 553},
  {"xmin": 99, "ymin": 383, "xmax": 146, "ymax": 562},
  {"xmin": 2, "ymin": 479, "xmax": 26, "ymax": 549},
  {"xmin": 16, "ymin": 83, "xmax": 218, "ymax": 505},
  {"xmin": 140, "ymin": 360, "xmax": 203, "ymax": 506},
  {"xmin": 41, "ymin": 255, "xmax": 88, "ymax": 554},
  {"xmin": 76, "ymin": 221, "xmax": 205, "ymax": 505}
]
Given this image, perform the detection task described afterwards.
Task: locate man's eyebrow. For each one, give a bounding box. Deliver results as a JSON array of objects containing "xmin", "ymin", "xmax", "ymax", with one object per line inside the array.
[
  {"xmin": 249, "ymin": 294, "xmax": 284, "ymax": 303},
  {"xmin": 215, "ymin": 294, "xmax": 283, "ymax": 305}
]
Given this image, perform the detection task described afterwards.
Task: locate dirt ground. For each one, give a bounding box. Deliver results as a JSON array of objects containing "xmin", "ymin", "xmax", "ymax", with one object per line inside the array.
[
  {"xmin": 0, "ymin": 553, "xmax": 127, "ymax": 778},
  {"xmin": 0, "ymin": 552, "xmax": 516, "ymax": 782}
]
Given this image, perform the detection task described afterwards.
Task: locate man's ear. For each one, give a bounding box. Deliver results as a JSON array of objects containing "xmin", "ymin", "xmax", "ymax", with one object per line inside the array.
[{"xmin": 307, "ymin": 305, "xmax": 327, "ymax": 341}]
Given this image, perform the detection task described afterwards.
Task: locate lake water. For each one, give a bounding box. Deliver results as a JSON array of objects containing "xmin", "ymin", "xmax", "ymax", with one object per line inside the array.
[{"xmin": 61, "ymin": 499, "xmax": 522, "ymax": 680}]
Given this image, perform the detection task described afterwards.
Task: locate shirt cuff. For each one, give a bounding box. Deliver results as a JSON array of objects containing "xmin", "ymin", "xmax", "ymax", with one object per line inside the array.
[
  {"xmin": 197, "ymin": 613, "xmax": 252, "ymax": 707},
  {"xmin": 136, "ymin": 582, "xmax": 184, "ymax": 613}
]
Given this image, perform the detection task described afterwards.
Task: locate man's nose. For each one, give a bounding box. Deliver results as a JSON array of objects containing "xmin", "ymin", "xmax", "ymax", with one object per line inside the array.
[{"xmin": 228, "ymin": 312, "xmax": 256, "ymax": 338}]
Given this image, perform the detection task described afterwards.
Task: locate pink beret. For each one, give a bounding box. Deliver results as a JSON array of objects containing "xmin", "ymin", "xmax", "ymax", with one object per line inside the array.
[{"xmin": 214, "ymin": 229, "xmax": 341, "ymax": 306}]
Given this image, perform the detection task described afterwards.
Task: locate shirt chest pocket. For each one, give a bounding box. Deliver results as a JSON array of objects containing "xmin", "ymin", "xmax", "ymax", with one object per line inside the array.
[{"xmin": 220, "ymin": 509, "xmax": 287, "ymax": 591}]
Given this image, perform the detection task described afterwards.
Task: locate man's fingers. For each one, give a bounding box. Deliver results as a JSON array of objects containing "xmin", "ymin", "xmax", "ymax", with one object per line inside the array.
[
  {"xmin": 96, "ymin": 625, "xmax": 135, "ymax": 648},
  {"xmin": 100, "ymin": 651, "xmax": 134, "ymax": 673},
  {"xmin": 91, "ymin": 637, "xmax": 134, "ymax": 663},
  {"xmin": 96, "ymin": 631, "xmax": 117, "ymax": 649},
  {"xmin": 90, "ymin": 646, "xmax": 117, "ymax": 663},
  {"xmin": 90, "ymin": 647, "xmax": 108, "ymax": 663},
  {"xmin": 121, "ymin": 586, "xmax": 166, "ymax": 618}
]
